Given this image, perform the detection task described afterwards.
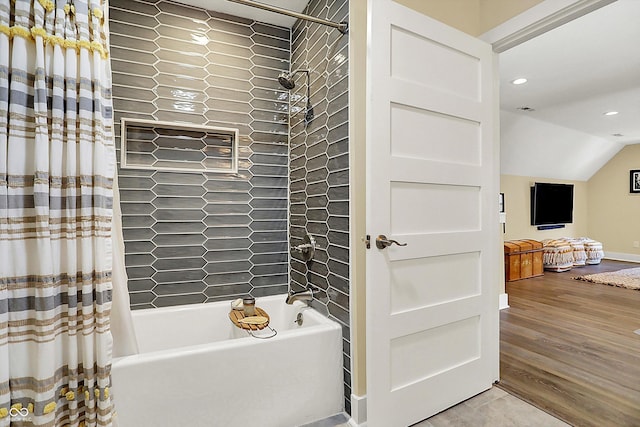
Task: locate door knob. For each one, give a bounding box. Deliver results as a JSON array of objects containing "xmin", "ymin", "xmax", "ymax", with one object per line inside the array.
[{"xmin": 376, "ymin": 235, "xmax": 408, "ymax": 249}]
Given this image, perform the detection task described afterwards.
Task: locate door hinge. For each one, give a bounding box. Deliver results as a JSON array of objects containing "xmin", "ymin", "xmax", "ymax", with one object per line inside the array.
[{"xmin": 363, "ymin": 235, "xmax": 371, "ymax": 249}]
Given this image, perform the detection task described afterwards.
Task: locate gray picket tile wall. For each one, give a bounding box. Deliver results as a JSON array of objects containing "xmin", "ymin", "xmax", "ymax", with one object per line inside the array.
[
  {"xmin": 110, "ymin": 0, "xmax": 291, "ymax": 309},
  {"xmin": 289, "ymin": 0, "xmax": 351, "ymax": 414}
]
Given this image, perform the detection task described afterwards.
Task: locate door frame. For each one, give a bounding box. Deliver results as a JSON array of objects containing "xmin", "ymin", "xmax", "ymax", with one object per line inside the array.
[
  {"xmin": 347, "ymin": 0, "xmax": 618, "ymax": 425},
  {"xmin": 480, "ymin": 0, "xmax": 616, "ymax": 52}
]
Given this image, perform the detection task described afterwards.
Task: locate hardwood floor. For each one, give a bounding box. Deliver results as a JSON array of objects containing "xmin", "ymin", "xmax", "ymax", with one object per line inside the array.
[{"xmin": 499, "ymin": 259, "xmax": 640, "ymax": 427}]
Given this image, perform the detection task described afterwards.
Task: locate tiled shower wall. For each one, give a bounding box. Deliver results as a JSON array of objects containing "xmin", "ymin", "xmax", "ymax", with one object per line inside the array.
[
  {"xmin": 289, "ymin": 0, "xmax": 350, "ymax": 413},
  {"xmin": 110, "ymin": 0, "xmax": 291, "ymax": 308}
]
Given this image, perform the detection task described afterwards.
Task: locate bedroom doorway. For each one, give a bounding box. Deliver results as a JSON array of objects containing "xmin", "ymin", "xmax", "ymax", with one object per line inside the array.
[{"xmin": 487, "ymin": 0, "xmax": 640, "ymax": 425}]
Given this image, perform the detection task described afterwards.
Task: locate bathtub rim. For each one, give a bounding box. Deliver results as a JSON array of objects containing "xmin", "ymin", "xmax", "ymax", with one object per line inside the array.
[{"xmin": 112, "ymin": 294, "xmax": 341, "ymax": 366}]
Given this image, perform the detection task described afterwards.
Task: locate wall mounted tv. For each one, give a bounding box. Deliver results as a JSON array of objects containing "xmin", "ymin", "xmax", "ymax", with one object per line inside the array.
[{"xmin": 530, "ymin": 182, "xmax": 574, "ymax": 226}]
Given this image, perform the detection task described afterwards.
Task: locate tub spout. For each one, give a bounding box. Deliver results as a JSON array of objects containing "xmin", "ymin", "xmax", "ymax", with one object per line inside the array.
[{"xmin": 286, "ymin": 287, "xmax": 315, "ymax": 305}]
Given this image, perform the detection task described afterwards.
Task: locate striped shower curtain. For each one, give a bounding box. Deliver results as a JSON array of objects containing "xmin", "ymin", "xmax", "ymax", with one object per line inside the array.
[{"xmin": 0, "ymin": 1, "xmax": 115, "ymax": 426}]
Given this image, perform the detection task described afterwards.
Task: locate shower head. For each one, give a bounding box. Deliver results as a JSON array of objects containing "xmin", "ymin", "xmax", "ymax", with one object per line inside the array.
[
  {"xmin": 277, "ymin": 69, "xmax": 314, "ymax": 124},
  {"xmin": 277, "ymin": 69, "xmax": 309, "ymax": 90},
  {"xmin": 278, "ymin": 72, "xmax": 296, "ymax": 90}
]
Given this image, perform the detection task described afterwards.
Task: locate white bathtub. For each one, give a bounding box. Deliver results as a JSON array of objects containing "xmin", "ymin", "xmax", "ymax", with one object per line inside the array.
[{"xmin": 110, "ymin": 294, "xmax": 343, "ymax": 427}]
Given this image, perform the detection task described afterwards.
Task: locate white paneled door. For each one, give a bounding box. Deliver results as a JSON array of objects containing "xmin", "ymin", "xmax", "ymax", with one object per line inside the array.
[{"xmin": 365, "ymin": 1, "xmax": 499, "ymax": 426}]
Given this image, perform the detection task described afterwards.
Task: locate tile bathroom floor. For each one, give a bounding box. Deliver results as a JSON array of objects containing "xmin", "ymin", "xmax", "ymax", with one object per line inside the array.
[
  {"xmin": 411, "ymin": 387, "xmax": 569, "ymax": 427},
  {"xmin": 303, "ymin": 387, "xmax": 569, "ymax": 427}
]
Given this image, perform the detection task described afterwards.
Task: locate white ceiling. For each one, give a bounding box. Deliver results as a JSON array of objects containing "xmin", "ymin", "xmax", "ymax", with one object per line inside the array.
[
  {"xmin": 499, "ymin": 0, "xmax": 640, "ymax": 146},
  {"xmin": 176, "ymin": 0, "xmax": 308, "ymax": 27}
]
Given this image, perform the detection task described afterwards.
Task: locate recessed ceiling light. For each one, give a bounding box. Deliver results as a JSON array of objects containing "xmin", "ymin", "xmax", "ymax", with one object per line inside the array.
[
  {"xmin": 604, "ymin": 111, "xmax": 619, "ymax": 116},
  {"xmin": 517, "ymin": 106, "xmax": 536, "ymax": 112},
  {"xmin": 511, "ymin": 78, "xmax": 528, "ymax": 85},
  {"xmin": 612, "ymin": 133, "xmax": 624, "ymax": 137}
]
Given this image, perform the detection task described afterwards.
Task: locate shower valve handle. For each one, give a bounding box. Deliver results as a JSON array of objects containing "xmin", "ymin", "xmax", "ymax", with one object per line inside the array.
[{"xmin": 291, "ymin": 233, "xmax": 317, "ymax": 262}]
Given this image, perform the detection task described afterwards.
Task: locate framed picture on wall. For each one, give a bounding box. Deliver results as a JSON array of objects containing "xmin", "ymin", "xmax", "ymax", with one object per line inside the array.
[
  {"xmin": 499, "ymin": 193, "xmax": 505, "ymax": 213},
  {"xmin": 631, "ymin": 170, "xmax": 640, "ymax": 193}
]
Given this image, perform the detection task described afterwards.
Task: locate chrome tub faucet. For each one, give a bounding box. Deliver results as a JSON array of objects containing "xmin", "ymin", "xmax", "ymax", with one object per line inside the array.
[{"xmin": 285, "ymin": 286, "xmax": 317, "ymax": 305}]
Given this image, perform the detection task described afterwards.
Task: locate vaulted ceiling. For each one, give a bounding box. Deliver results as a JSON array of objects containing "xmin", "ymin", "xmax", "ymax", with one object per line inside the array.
[
  {"xmin": 501, "ymin": 0, "xmax": 639, "ymax": 145},
  {"xmin": 500, "ymin": 0, "xmax": 639, "ymax": 180}
]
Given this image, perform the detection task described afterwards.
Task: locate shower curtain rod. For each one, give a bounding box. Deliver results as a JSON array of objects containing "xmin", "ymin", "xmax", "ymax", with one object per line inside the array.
[{"xmin": 226, "ymin": 0, "xmax": 349, "ymax": 34}]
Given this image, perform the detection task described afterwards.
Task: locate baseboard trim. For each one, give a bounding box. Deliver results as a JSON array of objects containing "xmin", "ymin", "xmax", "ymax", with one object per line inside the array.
[
  {"xmin": 349, "ymin": 394, "xmax": 367, "ymax": 426},
  {"xmin": 499, "ymin": 293, "xmax": 509, "ymax": 310},
  {"xmin": 604, "ymin": 252, "xmax": 640, "ymax": 263}
]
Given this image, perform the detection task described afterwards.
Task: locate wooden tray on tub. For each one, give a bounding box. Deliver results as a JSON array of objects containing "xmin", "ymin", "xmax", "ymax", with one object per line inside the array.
[{"xmin": 229, "ymin": 307, "xmax": 270, "ymax": 331}]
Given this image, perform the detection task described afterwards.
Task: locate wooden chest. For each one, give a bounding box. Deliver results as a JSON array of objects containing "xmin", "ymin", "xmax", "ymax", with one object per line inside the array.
[{"xmin": 504, "ymin": 239, "xmax": 544, "ymax": 282}]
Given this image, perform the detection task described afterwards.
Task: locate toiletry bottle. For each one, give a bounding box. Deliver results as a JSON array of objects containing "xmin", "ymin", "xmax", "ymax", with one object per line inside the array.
[{"xmin": 243, "ymin": 296, "xmax": 255, "ymax": 317}]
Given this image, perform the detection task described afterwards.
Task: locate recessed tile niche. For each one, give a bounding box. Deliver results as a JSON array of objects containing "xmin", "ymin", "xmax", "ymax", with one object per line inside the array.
[{"xmin": 121, "ymin": 119, "xmax": 239, "ymax": 173}]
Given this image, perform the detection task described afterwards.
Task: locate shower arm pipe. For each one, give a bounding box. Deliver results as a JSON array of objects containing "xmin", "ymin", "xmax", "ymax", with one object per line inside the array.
[
  {"xmin": 296, "ymin": 69, "xmax": 311, "ymax": 109},
  {"xmin": 226, "ymin": 0, "xmax": 348, "ymax": 34}
]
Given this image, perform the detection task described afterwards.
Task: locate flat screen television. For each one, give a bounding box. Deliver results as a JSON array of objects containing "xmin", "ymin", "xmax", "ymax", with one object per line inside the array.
[{"xmin": 530, "ymin": 182, "xmax": 574, "ymax": 225}]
